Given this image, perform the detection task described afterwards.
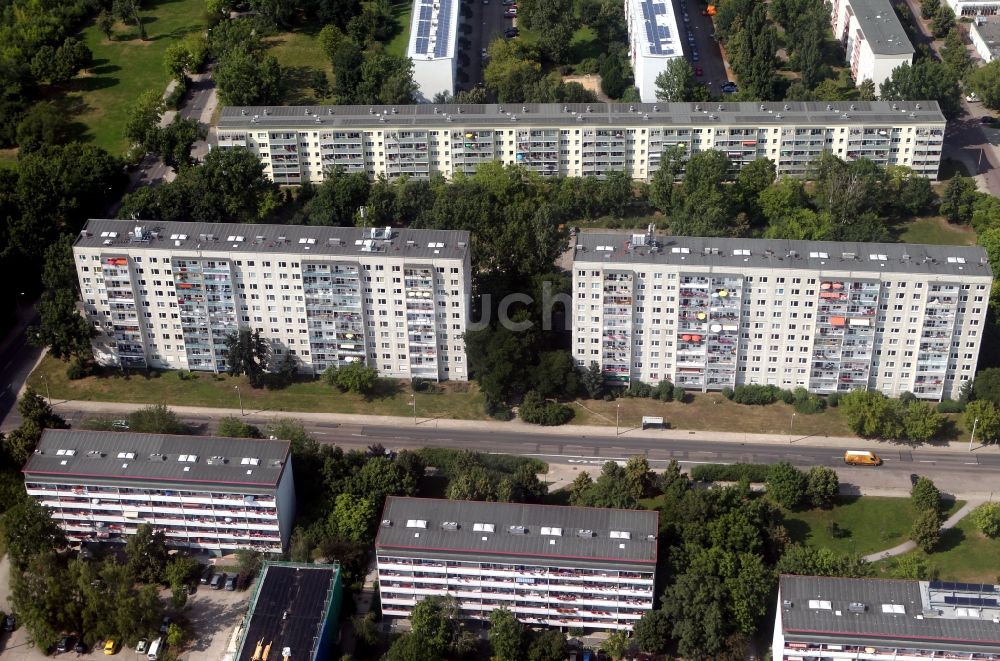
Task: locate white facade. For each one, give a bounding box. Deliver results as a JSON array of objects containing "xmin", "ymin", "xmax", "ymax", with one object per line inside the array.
[
  {"xmin": 830, "ymin": 0, "xmax": 914, "ymax": 91},
  {"xmin": 23, "ymin": 430, "xmax": 296, "ymax": 554},
  {"xmin": 407, "ymin": 0, "xmax": 460, "ymax": 101},
  {"xmin": 573, "ymin": 233, "xmax": 992, "ymax": 401},
  {"xmin": 376, "ymin": 497, "xmax": 659, "ymax": 631},
  {"xmin": 624, "ymin": 0, "xmax": 684, "ymax": 102},
  {"xmin": 74, "ymin": 220, "xmax": 471, "ymax": 381},
  {"xmin": 970, "ymin": 20, "xmax": 1000, "ymax": 62},
  {"xmin": 947, "ymin": 0, "xmax": 1000, "ymax": 16},
  {"xmin": 216, "ymin": 101, "xmax": 947, "ymax": 184}
]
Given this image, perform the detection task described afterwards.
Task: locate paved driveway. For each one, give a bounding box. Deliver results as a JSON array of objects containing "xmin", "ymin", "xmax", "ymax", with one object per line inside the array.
[{"xmin": 673, "ymin": 0, "xmax": 731, "ymax": 93}]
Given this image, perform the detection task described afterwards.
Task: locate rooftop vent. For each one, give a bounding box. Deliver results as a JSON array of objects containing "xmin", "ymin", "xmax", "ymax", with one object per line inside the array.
[
  {"xmin": 381, "ymin": 519, "xmax": 392, "ymax": 528},
  {"xmin": 473, "ymin": 522, "xmax": 495, "ymax": 532},
  {"xmin": 540, "ymin": 527, "xmax": 562, "ymax": 536},
  {"xmin": 440, "ymin": 521, "xmax": 459, "ymax": 531},
  {"xmin": 610, "ymin": 530, "xmax": 631, "ymax": 540},
  {"xmin": 509, "ymin": 525, "xmax": 527, "ymax": 535},
  {"xmin": 406, "ymin": 519, "xmax": 427, "ymax": 529},
  {"xmin": 577, "ymin": 529, "xmax": 595, "ymax": 538},
  {"xmin": 849, "ymin": 602, "xmax": 867, "ymax": 613}
]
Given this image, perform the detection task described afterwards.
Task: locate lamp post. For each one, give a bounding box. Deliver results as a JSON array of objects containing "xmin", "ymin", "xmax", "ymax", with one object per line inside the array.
[
  {"xmin": 234, "ymin": 385, "xmax": 244, "ymax": 416},
  {"xmin": 616, "ymin": 403, "xmax": 621, "ymax": 437},
  {"xmin": 969, "ymin": 416, "xmax": 979, "ymax": 452},
  {"xmin": 789, "ymin": 412, "xmax": 796, "ymax": 444},
  {"xmin": 410, "ymin": 395, "xmax": 417, "ymax": 424},
  {"xmin": 41, "ymin": 374, "xmax": 51, "ymax": 406}
]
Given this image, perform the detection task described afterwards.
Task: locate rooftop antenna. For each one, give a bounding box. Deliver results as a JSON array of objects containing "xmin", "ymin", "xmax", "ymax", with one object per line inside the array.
[{"xmin": 358, "ymin": 206, "xmax": 368, "ymax": 235}]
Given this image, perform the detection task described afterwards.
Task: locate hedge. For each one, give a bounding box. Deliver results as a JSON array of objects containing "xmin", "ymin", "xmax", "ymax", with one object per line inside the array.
[{"xmin": 690, "ymin": 463, "xmax": 772, "ymax": 483}]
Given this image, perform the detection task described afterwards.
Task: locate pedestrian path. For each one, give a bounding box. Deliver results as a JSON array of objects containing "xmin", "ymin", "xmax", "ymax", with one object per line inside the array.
[{"xmin": 862, "ymin": 498, "xmax": 985, "ymax": 562}]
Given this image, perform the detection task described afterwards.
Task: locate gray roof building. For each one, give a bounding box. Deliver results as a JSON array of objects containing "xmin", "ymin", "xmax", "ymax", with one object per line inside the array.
[
  {"xmin": 574, "ymin": 233, "xmax": 992, "ymax": 279},
  {"xmin": 846, "ymin": 0, "xmax": 915, "ymax": 56},
  {"xmin": 77, "ymin": 219, "xmax": 470, "ymax": 262},
  {"xmin": 777, "ymin": 575, "xmax": 1000, "ymax": 653},
  {"xmin": 25, "ymin": 429, "xmax": 291, "ymax": 490},
  {"xmin": 217, "ymin": 101, "xmax": 944, "ymax": 131},
  {"xmin": 376, "ymin": 496, "xmax": 658, "ymax": 567}
]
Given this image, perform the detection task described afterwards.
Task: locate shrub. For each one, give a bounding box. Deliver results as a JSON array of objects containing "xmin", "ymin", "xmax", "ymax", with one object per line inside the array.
[
  {"xmin": 576, "ymin": 57, "xmax": 599, "ymax": 74},
  {"xmin": 626, "ymin": 381, "xmax": 653, "ymax": 398},
  {"xmin": 971, "ymin": 502, "xmax": 1000, "ymax": 538},
  {"xmin": 411, "ymin": 377, "xmax": 431, "ymax": 392},
  {"xmin": 653, "ymin": 380, "xmax": 674, "ymax": 401},
  {"xmin": 827, "ymin": 393, "xmax": 840, "ymax": 407},
  {"xmin": 721, "ymin": 386, "xmax": 734, "ymax": 400},
  {"xmin": 519, "ymin": 391, "xmax": 574, "ymax": 426},
  {"xmin": 778, "ymin": 389, "xmax": 795, "ymax": 404},
  {"xmin": 911, "ymin": 477, "xmax": 941, "ymax": 513},
  {"xmin": 806, "ymin": 466, "xmax": 839, "ymax": 508},
  {"xmin": 936, "ymin": 398, "xmax": 965, "ymax": 413},
  {"xmin": 66, "ymin": 360, "xmax": 86, "ymax": 380},
  {"xmin": 165, "ymin": 77, "xmax": 188, "ymax": 110},
  {"xmin": 672, "ymin": 385, "xmax": 687, "ymax": 403},
  {"xmin": 731, "ymin": 384, "xmax": 779, "ymax": 405},
  {"xmin": 690, "ymin": 463, "xmax": 771, "ymax": 483},
  {"xmin": 911, "ymin": 508, "xmax": 942, "ymax": 552}
]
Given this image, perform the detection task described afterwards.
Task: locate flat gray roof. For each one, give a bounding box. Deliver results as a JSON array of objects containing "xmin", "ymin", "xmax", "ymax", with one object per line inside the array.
[
  {"xmin": 848, "ymin": 0, "xmax": 915, "ymax": 56},
  {"xmin": 408, "ymin": 0, "xmax": 458, "ymax": 59},
  {"xmin": 24, "ymin": 429, "xmax": 291, "ymax": 490},
  {"xmin": 217, "ymin": 101, "xmax": 944, "ymax": 131},
  {"xmin": 76, "ymin": 220, "xmax": 469, "ymax": 262},
  {"xmin": 972, "ymin": 20, "xmax": 1000, "ymax": 58},
  {"xmin": 779, "ymin": 576, "xmax": 1000, "ymax": 652},
  {"xmin": 574, "ymin": 233, "xmax": 992, "ymax": 279},
  {"xmin": 629, "ymin": 0, "xmax": 682, "ymax": 57},
  {"xmin": 376, "ymin": 497, "xmax": 658, "ymax": 565}
]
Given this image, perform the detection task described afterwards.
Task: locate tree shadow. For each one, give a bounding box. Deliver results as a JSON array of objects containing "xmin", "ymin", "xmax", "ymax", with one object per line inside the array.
[
  {"xmin": 936, "ymin": 526, "xmax": 965, "ymax": 553},
  {"xmin": 281, "ymin": 65, "xmax": 321, "ymax": 105},
  {"xmin": 367, "ymin": 378, "xmax": 402, "ymax": 401},
  {"xmin": 90, "ymin": 63, "xmax": 121, "ymax": 76},
  {"xmin": 71, "ymin": 75, "xmax": 120, "ymax": 92},
  {"xmin": 416, "ymin": 474, "xmax": 449, "ymax": 498},
  {"xmin": 782, "ymin": 516, "xmax": 811, "ymax": 544},
  {"xmin": 49, "ymin": 94, "xmax": 94, "ymax": 143}
]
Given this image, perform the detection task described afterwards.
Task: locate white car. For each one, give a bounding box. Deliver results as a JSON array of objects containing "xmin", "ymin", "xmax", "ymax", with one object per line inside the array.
[{"xmin": 966, "ymin": 92, "xmax": 979, "ymax": 102}]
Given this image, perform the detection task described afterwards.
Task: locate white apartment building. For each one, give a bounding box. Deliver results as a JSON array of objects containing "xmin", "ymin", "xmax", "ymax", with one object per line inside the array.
[
  {"xmin": 23, "ymin": 429, "xmax": 296, "ymax": 554},
  {"xmin": 215, "ymin": 101, "xmax": 946, "ymax": 184},
  {"xmin": 774, "ymin": 575, "xmax": 1000, "ymax": 661},
  {"xmin": 624, "ymin": 0, "xmax": 683, "ymax": 103},
  {"xmin": 831, "ymin": 0, "xmax": 914, "ymax": 92},
  {"xmin": 573, "ymin": 232, "xmax": 992, "ymax": 401},
  {"xmin": 376, "ymin": 497, "xmax": 658, "ymax": 631},
  {"xmin": 73, "ymin": 219, "xmax": 471, "ymax": 381},
  {"xmin": 948, "ymin": 0, "xmax": 999, "ymax": 16},
  {"xmin": 971, "ymin": 19, "xmax": 1000, "ymax": 62},
  {"xmin": 407, "ymin": 0, "xmax": 459, "ymax": 101}
]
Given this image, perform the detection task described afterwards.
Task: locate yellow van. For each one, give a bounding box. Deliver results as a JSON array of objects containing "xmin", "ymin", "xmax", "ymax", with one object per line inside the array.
[{"xmin": 844, "ymin": 450, "xmax": 882, "ymax": 466}]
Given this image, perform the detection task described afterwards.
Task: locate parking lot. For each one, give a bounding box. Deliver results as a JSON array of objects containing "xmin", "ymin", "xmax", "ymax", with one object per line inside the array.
[
  {"xmin": 457, "ymin": 0, "xmax": 517, "ymax": 89},
  {"xmin": 0, "ymin": 583, "xmax": 250, "ymax": 661},
  {"xmin": 672, "ymin": 0, "xmax": 732, "ymax": 94}
]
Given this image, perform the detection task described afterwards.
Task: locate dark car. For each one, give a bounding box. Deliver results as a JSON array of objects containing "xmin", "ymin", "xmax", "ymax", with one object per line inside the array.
[
  {"xmin": 721, "ymin": 82, "xmax": 739, "ymax": 94},
  {"xmin": 210, "ymin": 572, "xmax": 225, "ymax": 590},
  {"xmin": 55, "ymin": 635, "xmax": 76, "ymax": 653},
  {"xmin": 224, "ymin": 574, "xmax": 237, "ymax": 591},
  {"xmin": 160, "ymin": 616, "xmax": 172, "ymax": 635},
  {"xmin": 74, "ymin": 641, "xmax": 88, "ymax": 654},
  {"xmin": 3, "ymin": 613, "xmax": 14, "ymax": 632},
  {"xmin": 200, "ymin": 565, "xmax": 214, "ymax": 584}
]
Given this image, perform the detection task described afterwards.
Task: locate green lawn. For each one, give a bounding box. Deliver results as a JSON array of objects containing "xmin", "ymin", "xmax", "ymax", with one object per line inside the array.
[
  {"xmin": 29, "ymin": 354, "xmax": 488, "ymax": 420},
  {"xmin": 385, "ymin": 0, "xmax": 414, "ymax": 58},
  {"xmin": 63, "ymin": 0, "xmax": 206, "ymax": 154},
  {"xmin": 266, "ymin": 29, "xmax": 334, "ymax": 105},
  {"xmin": 895, "ymin": 216, "xmax": 977, "ymax": 246},
  {"xmin": 879, "ymin": 515, "xmax": 1000, "ymax": 583},
  {"xmin": 783, "ymin": 496, "xmax": 964, "ymax": 557}
]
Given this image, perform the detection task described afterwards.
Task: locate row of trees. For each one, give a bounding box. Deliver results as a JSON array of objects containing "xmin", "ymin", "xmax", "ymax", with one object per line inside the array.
[{"xmin": 840, "ymin": 390, "xmax": 946, "ymax": 442}]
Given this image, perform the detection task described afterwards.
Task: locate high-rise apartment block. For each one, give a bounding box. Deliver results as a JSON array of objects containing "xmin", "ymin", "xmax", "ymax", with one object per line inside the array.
[
  {"xmin": 73, "ymin": 219, "xmax": 471, "ymax": 380},
  {"xmin": 831, "ymin": 0, "xmax": 914, "ymax": 92},
  {"xmin": 572, "ymin": 231, "xmax": 991, "ymax": 400},
  {"xmin": 376, "ymin": 497, "xmax": 658, "ymax": 631},
  {"xmin": 624, "ymin": 0, "xmax": 683, "ymax": 103},
  {"xmin": 406, "ymin": 0, "xmax": 459, "ymax": 101},
  {"xmin": 215, "ymin": 101, "xmax": 946, "ymax": 184},
  {"xmin": 23, "ymin": 430, "xmax": 295, "ymax": 553},
  {"xmin": 774, "ymin": 575, "xmax": 1000, "ymax": 660}
]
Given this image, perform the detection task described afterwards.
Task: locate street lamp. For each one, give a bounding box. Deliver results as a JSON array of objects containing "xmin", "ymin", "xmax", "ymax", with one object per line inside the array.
[
  {"xmin": 969, "ymin": 416, "xmax": 979, "ymax": 452},
  {"xmin": 41, "ymin": 374, "xmax": 51, "ymax": 406},
  {"xmin": 410, "ymin": 395, "xmax": 417, "ymax": 425},
  {"xmin": 234, "ymin": 385, "xmax": 244, "ymax": 416},
  {"xmin": 616, "ymin": 403, "xmax": 621, "ymax": 437},
  {"xmin": 789, "ymin": 412, "xmax": 796, "ymax": 444}
]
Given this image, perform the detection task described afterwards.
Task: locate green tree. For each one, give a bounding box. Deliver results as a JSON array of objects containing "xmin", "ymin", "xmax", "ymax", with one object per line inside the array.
[
  {"xmin": 348, "ymin": 456, "xmax": 417, "ymax": 506},
  {"xmin": 18, "ymin": 387, "xmax": 67, "ymax": 431},
  {"xmin": 580, "ymin": 361, "xmax": 604, "ymax": 399},
  {"xmin": 526, "ymin": 629, "xmax": 567, "ymax": 661},
  {"xmin": 633, "ymin": 609, "xmax": 670, "ymax": 653},
  {"xmin": 965, "ymin": 399, "xmax": 1000, "ymax": 444},
  {"xmin": 600, "ymin": 630, "xmax": 630, "ymax": 660},
  {"xmin": 766, "ymin": 462, "xmax": 807, "ymax": 509},
  {"xmin": 216, "ymin": 416, "xmax": 263, "ymax": 438},
  {"xmin": 225, "ymin": 328, "xmax": 269, "ymax": 387},
  {"xmin": 150, "ymin": 117, "xmax": 206, "ymax": 171},
  {"xmin": 648, "ymin": 145, "xmax": 685, "ymax": 212},
  {"xmin": 403, "ymin": 596, "xmax": 475, "ymax": 658},
  {"xmin": 840, "ymin": 390, "xmax": 901, "ymax": 438},
  {"xmin": 532, "ymin": 351, "xmax": 578, "ymax": 400},
  {"xmin": 972, "ymin": 368, "xmax": 1000, "ymax": 405},
  {"xmin": 97, "ymin": 10, "xmax": 115, "ymax": 40},
  {"xmin": 670, "ymin": 150, "xmax": 735, "ymax": 236},
  {"xmin": 624, "ymin": 455, "xmax": 654, "ymax": 499},
  {"xmin": 805, "ymin": 466, "xmax": 839, "ymax": 508},
  {"xmin": 305, "ymin": 167, "xmax": 371, "ymax": 225},
  {"xmin": 164, "ymin": 42, "xmax": 195, "ymax": 82},
  {"xmin": 112, "ymin": 0, "xmax": 146, "ymax": 39},
  {"xmin": 1, "ymin": 500, "xmax": 66, "ymax": 571},
  {"xmin": 967, "ymin": 60, "xmax": 1000, "ymax": 110},
  {"xmin": 518, "ymin": 0, "xmax": 577, "ymax": 63},
  {"xmin": 328, "ymin": 360, "xmax": 378, "ymax": 395},
  {"xmin": 911, "ymin": 476, "xmax": 941, "ymax": 513},
  {"xmin": 654, "ymin": 58, "xmax": 700, "ymax": 102},
  {"xmin": 932, "ymin": 3, "xmax": 955, "ymax": 37},
  {"xmin": 939, "ymin": 176, "xmax": 979, "ymax": 224},
  {"xmin": 124, "ymin": 88, "xmax": 164, "ymax": 150},
  {"xmin": 776, "ymin": 545, "xmax": 874, "ymax": 577},
  {"xmin": 327, "ymin": 492, "xmax": 377, "ymax": 542},
  {"xmin": 880, "ymin": 58, "xmax": 961, "ymax": 118},
  {"xmin": 489, "ymin": 607, "xmax": 524, "ymax": 661},
  {"xmin": 568, "ymin": 471, "xmax": 593, "ymax": 503},
  {"xmin": 127, "ymin": 404, "xmax": 189, "ymax": 434},
  {"xmin": 970, "ymin": 502, "xmax": 1000, "ymax": 538},
  {"xmin": 165, "ymin": 555, "xmax": 198, "ymax": 608},
  {"xmin": 216, "ymin": 48, "xmax": 283, "ymax": 106},
  {"xmin": 902, "ymin": 400, "xmax": 945, "ymax": 442},
  {"xmin": 125, "ymin": 523, "xmax": 168, "ymax": 583},
  {"xmin": 911, "ymin": 508, "xmax": 942, "ymax": 552},
  {"xmin": 890, "ymin": 552, "xmax": 930, "ymax": 579},
  {"xmin": 16, "ymin": 102, "xmax": 70, "ymax": 152},
  {"xmin": 920, "ymin": 0, "xmax": 940, "ymax": 18},
  {"xmin": 575, "ymin": 461, "xmax": 641, "ymax": 509},
  {"xmin": 28, "ymin": 235, "xmax": 95, "ymax": 361},
  {"xmin": 858, "ymin": 78, "xmax": 877, "ymax": 100},
  {"xmin": 940, "ymin": 28, "xmax": 971, "ymax": 78}
]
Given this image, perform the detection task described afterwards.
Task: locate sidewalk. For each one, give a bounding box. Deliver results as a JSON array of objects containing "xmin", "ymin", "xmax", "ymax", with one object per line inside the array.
[{"xmin": 46, "ymin": 397, "xmax": 1000, "ymax": 454}]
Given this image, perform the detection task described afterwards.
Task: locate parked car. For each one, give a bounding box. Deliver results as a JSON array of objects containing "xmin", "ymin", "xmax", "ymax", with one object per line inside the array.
[
  {"xmin": 74, "ymin": 640, "xmax": 88, "ymax": 654},
  {"xmin": 3, "ymin": 613, "xmax": 15, "ymax": 632},
  {"xmin": 200, "ymin": 565, "xmax": 214, "ymax": 584},
  {"xmin": 224, "ymin": 574, "xmax": 237, "ymax": 591},
  {"xmin": 210, "ymin": 572, "xmax": 225, "ymax": 589},
  {"xmin": 55, "ymin": 636, "xmax": 76, "ymax": 654},
  {"xmin": 966, "ymin": 92, "xmax": 979, "ymax": 102},
  {"xmin": 721, "ymin": 81, "xmax": 738, "ymax": 94},
  {"xmin": 104, "ymin": 638, "xmax": 120, "ymax": 655},
  {"xmin": 111, "ymin": 419, "xmax": 129, "ymax": 430},
  {"xmin": 504, "ymin": 27, "xmax": 518, "ymax": 37},
  {"xmin": 159, "ymin": 616, "xmax": 172, "ymax": 635},
  {"xmin": 136, "ymin": 639, "xmax": 149, "ymax": 654},
  {"xmin": 504, "ymin": 7, "xmax": 516, "ymax": 16},
  {"xmin": 481, "ymin": 47, "xmax": 488, "ymax": 59},
  {"xmin": 695, "ymin": 66, "xmax": 703, "ymax": 76}
]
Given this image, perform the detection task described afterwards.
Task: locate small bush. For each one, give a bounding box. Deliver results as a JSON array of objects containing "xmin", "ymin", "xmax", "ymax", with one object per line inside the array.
[
  {"xmin": 66, "ymin": 360, "xmax": 86, "ymax": 380},
  {"xmin": 971, "ymin": 502, "xmax": 1000, "ymax": 538},
  {"xmin": 177, "ymin": 370, "xmax": 196, "ymax": 381},
  {"xmin": 672, "ymin": 385, "xmax": 687, "ymax": 403},
  {"xmin": 721, "ymin": 386, "xmax": 735, "ymax": 400},
  {"xmin": 519, "ymin": 391, "xmax": 574, "ymax": 426},
  {"xmin": 625, "ymin": 381, "xmax": 653, "ymax": 398},
  {"xmin": 911, "ymin": 476, "xmax": 941, "ymax": 513},
  {"xmin": 731, "ymin": 384, "xmax": 779, "ymax": 405},
  {"xmin": 794, "ymin": 394, "xmax": 827, "ymax": 414},
  {"xmin": 653, "ymin": 380, "xmax": 674, "ymax": 401},
  {"xmin": 911, "ymin": 508, "xmax": 942, "ymax": 552},
  {"xmin": 575, "ymin": 57, "xmax": 599, "ymax": 74},
  {"xmin": 899, "ymin": 391, "xmax": 917, "ymax": 403},
  {"xmin": 827, "ymin": 393, "xmax": 840, "ymax": 407},
  {"xmin": 411, "ymin": 377, "xmax": 431, "ymax": 392},
  {"xmin": 778, "ymin": 389, "xmax": 795, "ymax": 404},
  {"xmin": 690, "ymin": 463, "xmax": 772, "ymax": 483},
  {"xmin": 936, "ymin": 398, "xmax": 965, "ymax": 413},
  {"xmin": 165, "ymin": 77, "xmax": 188, "ymax": 110}
]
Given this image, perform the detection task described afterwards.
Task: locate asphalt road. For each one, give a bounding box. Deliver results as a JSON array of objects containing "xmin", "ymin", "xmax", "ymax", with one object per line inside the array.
[
  {"xmin": 0, "ymin": 310, "xmax": 41, "ymax": 430},
  {"xmin": 674, "ymin": 0, "xmax": 730, "ymax": 91},
  {"xmin": 51, "ymin": 406, "xmax": 1000, "ymax": 497}
]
